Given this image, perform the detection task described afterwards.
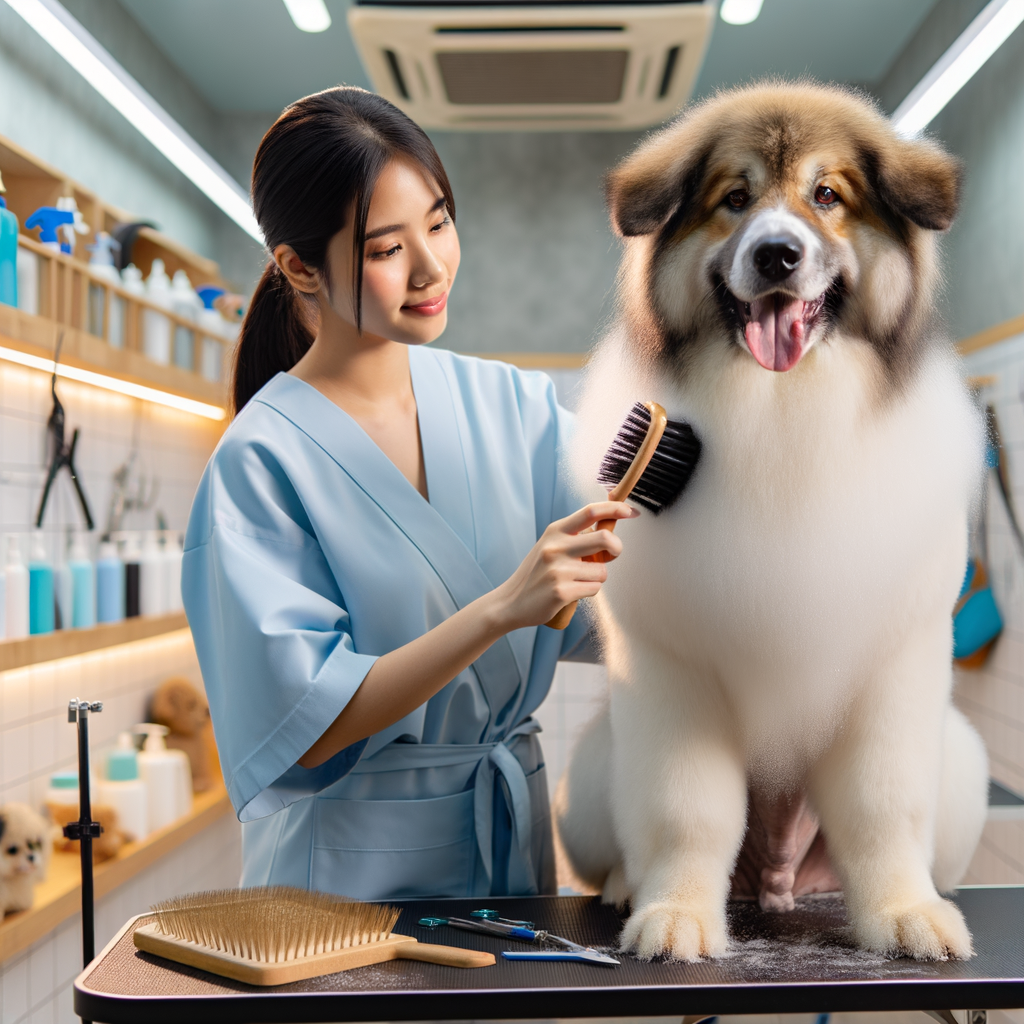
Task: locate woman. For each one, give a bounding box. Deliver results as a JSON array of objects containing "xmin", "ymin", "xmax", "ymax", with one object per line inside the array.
[{"xmin": 182, "ymin": 87, "xmax": 634, "ymax": 900}]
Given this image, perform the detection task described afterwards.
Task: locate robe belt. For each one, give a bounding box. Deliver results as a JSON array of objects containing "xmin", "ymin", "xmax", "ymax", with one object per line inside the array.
[{"xmin": 350, "ymin": 718, "xmax": 542, "ymax": 895}]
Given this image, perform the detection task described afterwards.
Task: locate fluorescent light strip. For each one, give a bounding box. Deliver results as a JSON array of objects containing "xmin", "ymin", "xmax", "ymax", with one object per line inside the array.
[
  {"xmin": 0, "ymin": 344, "xmax": 227, "ymax": 420},
  {"xmin": 893, "ymin": 0, "xmax": 1024, "ymax": 137},
  {"xmin": 2, "ymin": 0, "xmax": 263, "ymax": 242}
]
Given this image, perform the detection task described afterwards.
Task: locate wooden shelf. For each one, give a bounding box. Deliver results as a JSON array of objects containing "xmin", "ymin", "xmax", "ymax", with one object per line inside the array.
[
  {"xmin": 0, "ymin": 784, "xmax": 232, "ymax": 963},
  {"xmin": 0, "ymin": 613, "xmax": 189, "ymax": 673},
  {"xmin": 0, "ymin": 130, "xmax": 234, "ymax": 413}
]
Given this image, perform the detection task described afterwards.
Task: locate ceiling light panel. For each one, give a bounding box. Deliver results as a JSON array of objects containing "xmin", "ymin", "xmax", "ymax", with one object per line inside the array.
[{"xmin": 284, "ymin": 0, "xmax": 332, "ymax": 33}]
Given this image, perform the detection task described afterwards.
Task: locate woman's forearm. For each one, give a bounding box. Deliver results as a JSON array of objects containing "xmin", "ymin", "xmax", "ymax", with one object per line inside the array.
[
  {"xmin": 298, "ymin": 500, "xmax": 636, "ymax": 769},
  {"xmin": 298, "ymin": 589, "xmax": 508, "ymax": 767}
]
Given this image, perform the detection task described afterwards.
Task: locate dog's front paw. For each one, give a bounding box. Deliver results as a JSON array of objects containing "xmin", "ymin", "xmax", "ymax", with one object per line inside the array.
[
  {"xmin": 620, "ymin": 900, "xmax": 727, "ymax": 961},
  {"xmin": 856, "ymin": 898, "xmax": 973, "ymax": 960},
  {"xmin": 601, "ymin": 863, "xmax": 629, "ymax": 909}
]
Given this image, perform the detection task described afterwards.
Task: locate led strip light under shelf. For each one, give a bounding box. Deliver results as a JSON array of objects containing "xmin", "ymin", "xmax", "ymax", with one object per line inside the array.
[{"xmin": 0, "ymin": 343, "xmax": 227, "ymax": 420}]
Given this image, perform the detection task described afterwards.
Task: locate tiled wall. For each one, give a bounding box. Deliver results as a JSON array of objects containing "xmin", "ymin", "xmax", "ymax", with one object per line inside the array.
[
  {"xmin": 0, "ymin": 359, "xmax": 221, "ymax": 559},
  {"xmin": 0, "ymin": 630, "xmax": 243, "ymax": 1024},
  {"xmin": 1, "ymin": 362, "xmax": 240, "ymax": 1023}
]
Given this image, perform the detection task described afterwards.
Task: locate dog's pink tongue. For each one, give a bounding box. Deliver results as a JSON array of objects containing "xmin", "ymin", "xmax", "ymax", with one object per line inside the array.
[{"xmin": 744, "ymin": 296, "xmax": 805, "ymax": 372}]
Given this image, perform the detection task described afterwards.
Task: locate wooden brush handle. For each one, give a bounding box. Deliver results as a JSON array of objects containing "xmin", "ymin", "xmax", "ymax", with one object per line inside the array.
[
  {"xmin": 545, "ymin": 402, "xmax": 668, "ymax": 629},
  {"xmin": 398, "ymin": 942, "xmax": 495, "ymax": 968}
]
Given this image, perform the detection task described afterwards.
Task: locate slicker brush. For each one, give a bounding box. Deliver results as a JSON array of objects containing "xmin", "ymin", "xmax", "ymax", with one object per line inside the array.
[
  {"xmin": 132, "ymin": 886, "xmax": 494, "ymax": 985},
  {"xmin": 546, "ymin": 401, "xmax": 701, "ymax": 630}
]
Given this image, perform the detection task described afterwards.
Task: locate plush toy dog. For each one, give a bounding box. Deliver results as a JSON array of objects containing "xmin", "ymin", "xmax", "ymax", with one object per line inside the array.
[
  {"xmin": 48, "ymin": 803, "xmax": 125, "ymax": 862},
  {"xmin": 150, "ymin": 677, "xmax": 216, "ymax": 792},
  {"xmin": 0, "ymin": 803, "xmax": 52, "ymax": 915}
]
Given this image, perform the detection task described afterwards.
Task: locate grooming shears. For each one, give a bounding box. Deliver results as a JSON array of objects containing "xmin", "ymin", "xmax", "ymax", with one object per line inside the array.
[{"xmin": 417, "ymin": 912, "xmax": 620, "ymax": 966}]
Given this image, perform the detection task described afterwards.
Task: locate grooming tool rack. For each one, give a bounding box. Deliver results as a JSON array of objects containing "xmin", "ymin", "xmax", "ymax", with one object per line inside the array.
[{"xmin": 75, "ymin": 891, "xmax": 1024, "ymax": 1023}]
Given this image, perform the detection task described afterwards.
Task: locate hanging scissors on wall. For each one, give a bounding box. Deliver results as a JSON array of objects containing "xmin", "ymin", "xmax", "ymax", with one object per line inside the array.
[{"xmin": 35, "ymin": 332, "xmax": 94, "ymax": 530}]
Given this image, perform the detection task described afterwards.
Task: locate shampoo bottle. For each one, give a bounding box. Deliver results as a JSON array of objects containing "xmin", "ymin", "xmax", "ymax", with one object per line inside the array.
[
  {"xmin": 123, "ymin": 533, "xmax": 141, "ymax": 618},
  {"xmin": 0, "ymin": 170, "xmax": 19, "ymax": 308},
  {"xmin": 170, "ymin": 270, "xmax": 200, "ymax": 371},
  {"xmin": 69, "ymin": 533, "xmax": 96, "ymax": 629},
  {"xmin": 4, "ymin": 536, "xmax": 29, "ymax": 638},
  {"xmin": 28, "ymin": 531, "xmax": 54, "ymax": 635},
  {"xmin": 96, "ymin": 733, "xmax": 148, "ymax": 842},
  {"xmin": 95, "ymin": 541, "xmax": 124, "ymax": 623},
  {"xmin": 16, "ymin": 247, "xmax": 39, "ymax": 315},
  {"xmin": 162, "ymin": 531, "xmax": 183, "ymax": 612},
  {"xmin": 136, "ymin": 723, "xmax": 192, "ymax": 833},
  {"xmin": 54, "ymin": 553, "xmax": 71, "ymax": 631},
  {"xmin": 139, "ymin": 530, "xmax": 166, "ymax": 616},
  {"xmin": 143, "ymin": 259, "xmax": 172, "ymax": 365},
  {"xmin": 196, "ymin": 285, "xmax": 226, "ymax": 382}
]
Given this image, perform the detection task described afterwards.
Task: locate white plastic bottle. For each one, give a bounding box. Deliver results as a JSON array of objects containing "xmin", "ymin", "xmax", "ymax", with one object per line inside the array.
[
  {"xmin": 16, "ymin": 247, "xmax": 39, "ymax": 316},
  {"xmin": 143, "ymin": 259, "xmax": 172, "ymax": 365},
  {"xmin": 136, "ymin": 723, "xmax": 192, "ymax": 832},
  {"xmin": 139, "ymin": 530, "xmax": 166, "ymax": 616},
  {"xmin": 170, "ymin": 270, "xmax": 200, "ymax": 371},
  {"xmin": 68, "ymin": 532, "xmax": 96, "ymax": 629},
  {"xmin": 86, "ymin": 232, "xmax": 125, "ymax": 347},
  {"xmin": 4, "ymin": 535, "xmax": 29, "ymax": 639},
  {"xmin": 96, "ymin": 733, "xmax": 148, "ymax": 842},
  {"xmin": 162, "ymin": 531, "xmax": 183, "ymax": 612}
]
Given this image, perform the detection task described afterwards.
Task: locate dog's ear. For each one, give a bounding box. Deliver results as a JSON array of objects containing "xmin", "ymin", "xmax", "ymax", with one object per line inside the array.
[
  {"xmin": 606, "ymin": 125, "xmax": 714, "ymax": 237},
  {"xmin": 868, "ymin": 137, "xmax": 962, "ymax": 232}
]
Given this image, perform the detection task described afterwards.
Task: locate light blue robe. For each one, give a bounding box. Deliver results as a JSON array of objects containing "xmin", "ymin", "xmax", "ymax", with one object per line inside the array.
[{"xmin": 182, "ymin": 346, "xmax": 594, "ymax": 899}]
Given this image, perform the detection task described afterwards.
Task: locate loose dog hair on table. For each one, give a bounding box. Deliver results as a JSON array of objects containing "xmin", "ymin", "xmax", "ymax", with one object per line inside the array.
[{"xmin": 555, "ymin": 80, "xmax": 989, "ymax": 963}]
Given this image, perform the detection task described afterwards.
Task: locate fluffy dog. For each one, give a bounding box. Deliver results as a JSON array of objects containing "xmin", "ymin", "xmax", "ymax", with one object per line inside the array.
[
  {"xmin": 555, "ymin": 81, "xmax": 989, "ymax": 963},
  {"xmin": 0, "ymin": 803, "xmax": 52, "ymax": 915}
]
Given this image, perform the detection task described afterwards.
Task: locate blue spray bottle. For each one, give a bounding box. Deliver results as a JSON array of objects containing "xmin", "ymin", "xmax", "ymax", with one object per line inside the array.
[
  {"xmin": 0, "ymin": 170, "xmax": 18, "ymax": 308},
  {"xmin": 25, "ymin": 207, "xmax": 75, "ymax": 253}
]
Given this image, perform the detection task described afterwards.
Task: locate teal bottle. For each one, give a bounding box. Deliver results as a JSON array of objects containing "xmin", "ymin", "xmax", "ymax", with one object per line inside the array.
[
  {"xmin": 0, "ymin": 169, "xmax": 18, "ymax": 308},
  {"xmin": 28, "ymin": 533, "xmax": 54, "ymax": 635}
]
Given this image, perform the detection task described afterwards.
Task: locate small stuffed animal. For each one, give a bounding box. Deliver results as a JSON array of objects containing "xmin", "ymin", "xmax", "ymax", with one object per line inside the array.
[
  {"xmin": 150, "ymin": 677, "xmax": 215, "ymax": 792},
  {"xmin": 0, "ymin": 803, "xmax": 52, "ymax": 915},
  {"xmin": 47, "ymin": 803, "xmax": 125, "ymax": 862}
]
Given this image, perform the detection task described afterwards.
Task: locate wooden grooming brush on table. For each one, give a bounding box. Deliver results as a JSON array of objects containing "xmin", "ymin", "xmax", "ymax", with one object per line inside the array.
[
  {"xmin": 133, "ymin": 886, "xmax": 494, "ymax": 985},
  {"xmin": 546, "ymin": 401, "xmax": 701, "ymax": 629}
]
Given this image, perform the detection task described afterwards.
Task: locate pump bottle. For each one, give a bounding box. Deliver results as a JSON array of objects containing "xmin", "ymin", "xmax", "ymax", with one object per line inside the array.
[{"xmin": 4, "ymin": 536, "xmax": 29, "ymax": 638}]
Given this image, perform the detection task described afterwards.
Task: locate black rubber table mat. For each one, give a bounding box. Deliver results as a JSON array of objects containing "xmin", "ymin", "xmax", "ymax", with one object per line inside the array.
[{"xmin": 76, "ymin": 888, "xmax": 1024, "ymax": 1022}]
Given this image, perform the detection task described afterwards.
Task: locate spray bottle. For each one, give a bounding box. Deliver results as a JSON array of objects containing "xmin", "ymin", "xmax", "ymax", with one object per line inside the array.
[
  {"xmin": 196, "ymin": 285, "xmax": 226, "ymax": 382},
  {"xmin": 0, "ymin": 170, "xmax": 19, "ymax": 308},
  {"xmin": 25, "ymin": 207, "xmax": 75, "ymax": 254}
]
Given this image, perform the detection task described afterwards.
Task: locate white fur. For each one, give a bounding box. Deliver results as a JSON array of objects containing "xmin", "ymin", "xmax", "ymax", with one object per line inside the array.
[
  {"xmin": 0, "ymin": 803, "xmax": 52, "ymax": 916},
  {"xmin": 555, "ymin": 330, "xmax": 989, "ymax": 961}
]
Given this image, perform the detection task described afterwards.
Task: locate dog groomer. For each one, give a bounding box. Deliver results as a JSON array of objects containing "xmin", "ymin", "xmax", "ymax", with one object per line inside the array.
[{"xmin": 182, "ymin": 88, "xmax": 633, "ymax": 899}]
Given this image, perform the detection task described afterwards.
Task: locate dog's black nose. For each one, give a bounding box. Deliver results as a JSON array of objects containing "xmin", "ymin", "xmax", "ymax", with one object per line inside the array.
[{"xmin": 753, "ymin": 237, "xmax": 803, "ymax": 281}]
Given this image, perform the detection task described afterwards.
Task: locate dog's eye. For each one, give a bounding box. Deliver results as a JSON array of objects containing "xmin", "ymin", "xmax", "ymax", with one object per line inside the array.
[
  {"xmin": 726, "ymin": 189, "xmax": 749, "ymax": 210},
  {"xmin": 815, "ymin": 185, "xmax": 838, "ymax": 205},
  {"xmin": 5, "ymin": 846, "xmax": 18, "ymax": 855}
]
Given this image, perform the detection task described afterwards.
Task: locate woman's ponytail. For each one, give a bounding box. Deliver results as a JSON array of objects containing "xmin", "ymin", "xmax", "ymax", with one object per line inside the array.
[
  {"xmin": 230, "ymin": 87, "xmax": 454, "ymax": 415},
  {"xmin": 232, "ymin": 263, "xmax": 314, "ymax": 413}
]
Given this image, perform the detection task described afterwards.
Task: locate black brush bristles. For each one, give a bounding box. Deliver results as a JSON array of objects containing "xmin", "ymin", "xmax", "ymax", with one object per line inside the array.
[{"xmin": 597, "ymin": 402, "xmax": 702, "ymax": 514}]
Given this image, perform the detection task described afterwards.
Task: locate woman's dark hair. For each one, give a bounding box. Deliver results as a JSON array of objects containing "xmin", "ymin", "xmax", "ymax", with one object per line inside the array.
[{"xmin": 232, "ymin": 87, "xmax": 455, "ymax": 413}]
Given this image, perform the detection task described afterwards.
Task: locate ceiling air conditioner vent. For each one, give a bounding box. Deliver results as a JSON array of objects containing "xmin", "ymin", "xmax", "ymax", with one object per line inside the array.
[{"xmin": 348, "ymin": 2, "xmax": 715, "ymax": 131}]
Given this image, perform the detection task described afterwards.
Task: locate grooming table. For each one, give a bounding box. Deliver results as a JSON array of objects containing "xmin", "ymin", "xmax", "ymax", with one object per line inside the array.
[{"xmin": 75, "ymin": 887, "xmax": 1024, "ymax": 1023}]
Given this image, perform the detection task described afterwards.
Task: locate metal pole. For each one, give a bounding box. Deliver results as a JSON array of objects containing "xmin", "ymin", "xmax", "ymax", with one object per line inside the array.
[{"xmin": 67, "ymin": 699, "xmax": 102, "ymax": 1024}]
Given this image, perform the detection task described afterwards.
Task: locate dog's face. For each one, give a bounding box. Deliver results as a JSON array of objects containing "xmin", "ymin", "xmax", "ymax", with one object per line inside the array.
[
  {"xmin": 0, "ymin": 804, "xmax": 50, "ymax": 881},
  {"xmin": 607, "ymin": 83, "xmax": 961, "ymax": 387},
  {"xmin": 152, "ymin": 678, "xmax": 209, "ymax": 737}
]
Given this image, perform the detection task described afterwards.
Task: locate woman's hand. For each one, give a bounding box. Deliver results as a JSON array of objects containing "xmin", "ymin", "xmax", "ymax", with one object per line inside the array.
[{"xmin": 488, "ymin": 501, "xmax": 639, "ymax": 631}]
